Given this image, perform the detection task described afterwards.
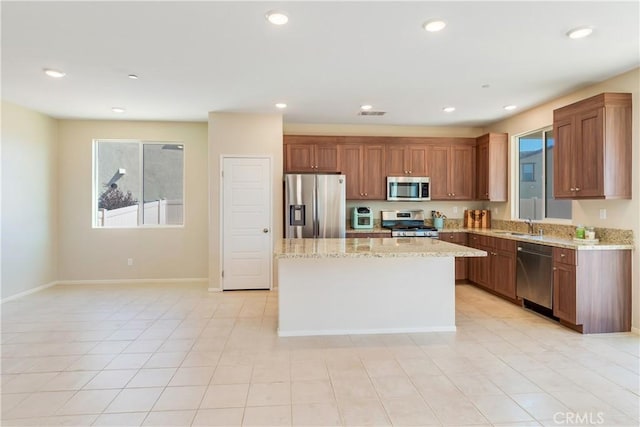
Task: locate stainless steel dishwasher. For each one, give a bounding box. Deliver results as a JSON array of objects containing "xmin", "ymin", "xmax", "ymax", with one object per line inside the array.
[{"xmin": 516, "ymin": 242, "xmax": 553, "ymax": 309}]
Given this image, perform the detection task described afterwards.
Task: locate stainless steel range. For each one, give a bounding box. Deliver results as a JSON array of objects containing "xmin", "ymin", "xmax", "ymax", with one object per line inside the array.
[{"xmin": 381, "ymin": 210, "xmax": 439, "ymax": 238}]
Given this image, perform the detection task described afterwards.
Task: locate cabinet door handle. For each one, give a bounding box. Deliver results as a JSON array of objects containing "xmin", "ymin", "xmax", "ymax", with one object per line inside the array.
[
  {"xmin": 408, "ymin": 170, "xmax": 412, "ymax": 174},
  {"xmin": 451, "ymin": 193, "xmax": 455, "ymax": 197},
  {"xmin": 560, "ymin": 253, "xmax": 565, "ymax": 257},
  {"xmin": 364, "ymin": 193, "xmax": 368, "ymax": 196},
  {"xmin": 553, "ymin": 267, "xmax": 557, "ymax": 271},
  {"xmin": 570, "ymin": 187, "xmax": 575, "ymax": 191},
  {"xmin": 575, "ymin": 187, "xmax": 580, "ymax": 191}
]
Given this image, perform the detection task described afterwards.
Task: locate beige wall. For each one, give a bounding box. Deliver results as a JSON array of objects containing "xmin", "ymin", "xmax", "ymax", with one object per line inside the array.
[
  {"xmin": 208, "ymin": 113, "xmax": 283, "ymax": 291},
  {"xmin": 57, "ymin": 120, "xmax": 209, "ymax": 282},
  {"xmin": 285, "ymin": 123, "xmax": 483, "ymax": 137},
  {"xmin": 1, "ymin": 102, "xmax": 59, "ymax": 299},
  {"xmin": 485, "ymin": 67, "xmax": 640, "ymax": 330}
]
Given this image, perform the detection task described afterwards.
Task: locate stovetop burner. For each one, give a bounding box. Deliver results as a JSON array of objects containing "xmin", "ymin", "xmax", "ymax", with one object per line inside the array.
[
  {"xmin": 391, "ymin": 225, "xmax": 438, "ymax": 231},
  {"xmin": 381, "ymin": 209, "xmax": 440, "ymax": 238}
]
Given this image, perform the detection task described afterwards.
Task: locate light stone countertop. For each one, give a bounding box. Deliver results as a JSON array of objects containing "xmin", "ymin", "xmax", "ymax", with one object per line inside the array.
[
  {"xmin": 447, "ymin": 228, "xmax": 634, "ymax": 250},
  {"xmin": 274, "ymin": 237, "xmax": 487, "ymax": 259},
  {"xmin": 345, "ymin": 225, "xmax": 390, "ymax": 234}
]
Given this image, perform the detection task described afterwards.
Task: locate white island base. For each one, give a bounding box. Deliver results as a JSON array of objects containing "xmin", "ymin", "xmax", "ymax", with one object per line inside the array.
[{"xmin": 277, "ymin": 256, "xmax": 456, "ymax": 337}]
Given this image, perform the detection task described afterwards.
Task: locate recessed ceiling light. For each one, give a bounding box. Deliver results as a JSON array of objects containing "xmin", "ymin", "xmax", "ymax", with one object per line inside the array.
[
  {"xmin": 266, "ymin": 11, "xmax": 288, "ymax": 25},
  {"xmin": 481, "ymin": 84, "xmax": 491, "ymax": 89},
  {"xmin": 111, "ymin": 107, "xmax": 126, "ymax": 113},
  {"xmin": 275, "ymin": 103, "xmax": 287, "ymax": 109},
  {"xmin": 423, "ymin": 20, "xmax": 446, "ymax": 32},
  {"xmin": 566, "ymin": 26, "xmax": 593, "ymax": 39},
  {"xmin": 43, "ymin": 68, "xmax": 66, "ymax": 78},
  {"xmin": 504, "ymin": 105, "xmax": 517, "ymax": 111},
  {"xmin": 443, "ymin": 106, "xmax": 456, "ymax": 113},
  {"xmin": 360, "ymin": 104, "xmax": 373, "ymax": 111},
  {"xmin": 128, "ymin": 74, "xmax": 139, "ymax": 79}
]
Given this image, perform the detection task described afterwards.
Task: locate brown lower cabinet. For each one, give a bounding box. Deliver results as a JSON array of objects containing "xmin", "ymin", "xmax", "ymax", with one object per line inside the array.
[
  {"xmin": 553, "ymin": 247, "xmax": 631, "ymax": 333},
  {"xmin": 463, "ymin": 233, "xmax": 631, "ymax": 333},
  {"xmin": 438, "ymin": 232, "xmax": 468, "ymax": 280},
  {"xmin": 467, "ymin": 234, "xmax": 516, "ymax": 300}
]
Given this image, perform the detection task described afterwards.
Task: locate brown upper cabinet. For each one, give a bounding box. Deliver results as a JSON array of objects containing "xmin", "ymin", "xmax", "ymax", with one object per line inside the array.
[
  {"xmin": 428, "ymin": 143, "xmax": 476, "ymax": 200},
  {"xmin": 284, "ymin": 136, "xmax": 341, "ymax": 172},
  {"xmin": 553, "ymin": 93, "xmax": 632, "ymax": 199},
  {"xmin": 284, "ymin": 135, "xmax": 506, "ymax": 202},
  {"xmin": 476, "ymin": 133, "xmax": 508, "ymax": 201},
  {"xmin": 339, "ymin": 138, "xmax": 386, "ymax": 200},
  {"xmin": 385, "ymin": 143, "xmax": 428, "ymax": 176}
]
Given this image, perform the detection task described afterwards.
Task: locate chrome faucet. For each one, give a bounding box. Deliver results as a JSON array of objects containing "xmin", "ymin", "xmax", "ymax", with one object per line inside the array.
[{"xmin": 524, "ymin": 218, "xmax": 534, "ymax": 234}]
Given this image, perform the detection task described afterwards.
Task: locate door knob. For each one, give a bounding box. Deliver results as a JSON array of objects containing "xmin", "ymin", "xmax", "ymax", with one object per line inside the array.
[{"xmin": 263, "ymin": 228, "xmax": 269, "ymax": 233}]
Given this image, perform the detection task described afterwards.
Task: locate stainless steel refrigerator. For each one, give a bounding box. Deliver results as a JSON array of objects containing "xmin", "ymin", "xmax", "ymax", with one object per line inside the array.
[{"xmin": 284, "ymin": 174, "xmax": 346, "ymax": 238}]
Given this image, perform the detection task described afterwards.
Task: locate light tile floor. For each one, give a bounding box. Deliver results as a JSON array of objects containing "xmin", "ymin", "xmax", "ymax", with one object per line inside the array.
[{"xmin": 1, "ymin": 283, "xmax": 638, "ymax": 426}]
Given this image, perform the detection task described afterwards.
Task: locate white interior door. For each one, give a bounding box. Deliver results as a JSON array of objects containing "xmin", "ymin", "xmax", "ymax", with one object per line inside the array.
[{"xmin": 222, "ymin": 157, "xmax": 272, "ymax": 290}]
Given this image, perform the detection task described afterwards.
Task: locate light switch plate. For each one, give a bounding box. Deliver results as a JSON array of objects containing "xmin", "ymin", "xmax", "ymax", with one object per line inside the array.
[{"xmin": 599, "ymin": 209, "xmax": 607, "ymax": 219}]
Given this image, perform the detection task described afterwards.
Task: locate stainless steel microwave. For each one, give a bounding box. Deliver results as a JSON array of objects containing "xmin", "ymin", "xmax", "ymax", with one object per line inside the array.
[{"xmin": 386, "ymin": 176, "xmax": 430, "ymax": 201}]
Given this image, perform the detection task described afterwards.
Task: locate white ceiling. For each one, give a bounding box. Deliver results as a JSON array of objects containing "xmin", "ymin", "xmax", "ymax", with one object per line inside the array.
[{"xmin": 2, "ymin": 1, "xmax": 639, "ymax": 127}]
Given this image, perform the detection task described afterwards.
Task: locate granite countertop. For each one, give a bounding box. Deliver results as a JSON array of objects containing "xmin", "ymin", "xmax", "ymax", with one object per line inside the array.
[
  {"xmin": 274, "ymin": 237, "xmax": 487, "ymax": 259},
  {"xmin": 448, "ymin": 228, "xmax": 634, "ymax": 250},
  {"xmin": 346, "ymin": 226, "xmax": 390, "ymax": 234}
]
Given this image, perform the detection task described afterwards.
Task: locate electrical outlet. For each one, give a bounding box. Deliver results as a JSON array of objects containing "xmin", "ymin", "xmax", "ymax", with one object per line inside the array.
[
  {"xmin": 599, "ymin": 209, "xmax": 607, "ymax": 219},
  {"xmin": 494, "ymin": 207, "xmax": 499, "ymax": 214},
  {"xmin": 127, "ymin": 258, "xmax": 133, "ymax": 266},
  {"xmin": 453, "ymin": 206, "xmax": 458, "ymax": 214}
]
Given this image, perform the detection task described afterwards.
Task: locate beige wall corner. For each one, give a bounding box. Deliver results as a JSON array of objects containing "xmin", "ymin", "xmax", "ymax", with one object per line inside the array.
[
  {"xmin": 208, "ymin": 113, "xmax": 283, "ymax": 291},
  {"xmin": 1, "ymin": 101, "xmax": 59, "ymax": 299}
]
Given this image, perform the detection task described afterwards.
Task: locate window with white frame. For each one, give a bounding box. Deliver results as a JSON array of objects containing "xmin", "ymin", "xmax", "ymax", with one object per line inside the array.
[
  {"xmin": 517, "ymin": 128, "xmax": 571, "ymax": 220},
  {"xmin": 93, "ymin": 140, "xmax": 184, "ymax": 227}
]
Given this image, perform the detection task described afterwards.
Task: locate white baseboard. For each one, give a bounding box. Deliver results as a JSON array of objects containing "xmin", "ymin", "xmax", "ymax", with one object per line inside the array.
[
  {"xmin": 631, "ymin": 326, "xmax": 640, "ymax": 335},
  {"xmin": 207, "ymin": 287, "xmax": 222, "ymax": 292},
  {"xmin": 277, "ymin": 325, "xmax": 457, "ymax": 337},
  {"xmin": 1, "ymin": 281, "xmax": 58, "ymax": 304},
  {"xmin": 56, "ymin": 278, "xmax": 208, "ymax": 286}
]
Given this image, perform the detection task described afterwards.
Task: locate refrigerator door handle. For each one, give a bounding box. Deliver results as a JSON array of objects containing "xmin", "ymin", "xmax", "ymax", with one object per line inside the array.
[{"xmin": 312, "ymin": 176, "xmax": 317, "ymax": 237}]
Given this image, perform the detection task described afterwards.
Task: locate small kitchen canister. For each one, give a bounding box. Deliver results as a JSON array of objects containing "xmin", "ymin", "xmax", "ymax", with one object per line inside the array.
[{"xmin": 433, "ymin": 217, "xmax": 444, "ymax": 230}]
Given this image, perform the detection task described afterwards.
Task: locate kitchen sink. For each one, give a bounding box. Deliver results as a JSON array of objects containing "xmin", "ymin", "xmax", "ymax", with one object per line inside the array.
[{"xmin": 493, "ymin": 231, "xmax": 527, "ymax": 236}]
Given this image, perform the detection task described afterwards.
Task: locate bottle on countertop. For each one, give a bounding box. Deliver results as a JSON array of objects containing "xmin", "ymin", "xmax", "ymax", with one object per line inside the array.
[
  {"xmin": 586, "ymin": 226, "xmax": 596, "ymax": 240},
  {"xmin": 575, "ymin": 224, "xmax": 585, "ymax": 239}
]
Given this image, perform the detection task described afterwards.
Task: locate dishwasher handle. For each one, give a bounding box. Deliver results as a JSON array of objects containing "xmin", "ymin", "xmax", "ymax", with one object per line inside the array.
[{"xmin": 517, "ymin": 243, "xmax": 553, "ymax": 256}]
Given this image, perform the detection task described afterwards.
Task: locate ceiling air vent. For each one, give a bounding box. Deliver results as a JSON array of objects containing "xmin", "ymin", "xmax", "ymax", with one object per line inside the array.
[{"xmin": 358, "ymin": 111, "xmax": 386, "ymax": 116}]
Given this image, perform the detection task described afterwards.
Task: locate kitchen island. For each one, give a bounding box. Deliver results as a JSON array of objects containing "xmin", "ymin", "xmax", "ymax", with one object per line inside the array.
[{"xmin": 274, "ymin": 237, "xmax": 486, "ymax": 337}]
